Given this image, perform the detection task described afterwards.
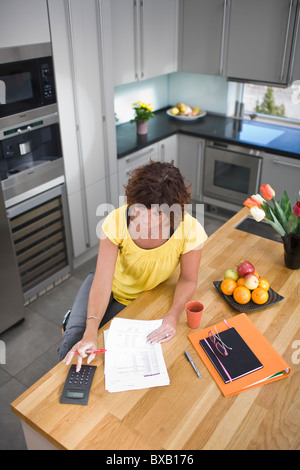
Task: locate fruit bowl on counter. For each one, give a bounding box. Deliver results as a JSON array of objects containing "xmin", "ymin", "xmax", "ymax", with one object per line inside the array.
[
  {"xmin": 214, "ymin": 260, "xmax": 284, "ymax": 312},
  {"xmin": 166, "ymin": 102, "xmax": 207, "ymax": 121}
]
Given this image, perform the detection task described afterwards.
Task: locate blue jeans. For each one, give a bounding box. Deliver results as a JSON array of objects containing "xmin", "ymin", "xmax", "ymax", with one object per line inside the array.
[{"xmin": 58, "ymin": 270, "xmax": 126, "ymax": 361}]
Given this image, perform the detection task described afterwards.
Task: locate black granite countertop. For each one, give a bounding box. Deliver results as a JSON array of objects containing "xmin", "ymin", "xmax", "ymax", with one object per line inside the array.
[{"xmin": 116, "ymin": 107, "xmax": 300, "ymax": 159}]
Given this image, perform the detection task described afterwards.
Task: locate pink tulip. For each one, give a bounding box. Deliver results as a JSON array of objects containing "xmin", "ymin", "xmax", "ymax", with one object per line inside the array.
[
  {"xmin": 260, "ymin": 184, "xmax": 275, "ymax": 200},
  {"xmin": 243, "ymin": 197, "xmax": 260, "ymax": 209},
  {"xmin": 293, "ymin": 201, "xmax": 300, "ymax": 217}
]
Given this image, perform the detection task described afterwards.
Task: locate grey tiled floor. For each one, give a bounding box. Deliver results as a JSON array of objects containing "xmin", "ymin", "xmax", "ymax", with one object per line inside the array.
[{"xmin": 0, "ymin": 215, "xmax": 223, "ymax": 450}]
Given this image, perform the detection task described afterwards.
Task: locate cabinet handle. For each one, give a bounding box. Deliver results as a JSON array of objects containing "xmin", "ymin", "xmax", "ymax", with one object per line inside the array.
[
  {"xmin": 219, "ymin": 0, "xmax": 228, "ymax": 75},
  {"xmin": 133, "ymin": 0, "xmax": 140, "ymax": 80},
  {"xmin": 139, "ymin": 0, "xmax": 144, "ymax": 79},
  {"xmin": 125, "ymin": 147, "xmax": 156, "ymax": 164},
  {"xmin": 272, "ymin": 159, "xmax": 300, "ymax": 169},
  {"xmin": 288, "ymin": 1, "xmax": 300, "ymax": 83},
  {"xmin": 280, "ymin": 0, "xmax": 294, "ymax": 82},
  {"xmin": 196, "ymin": 141, "xmax": 204, "ymax": 200},
  {"xmin": 161, "ymin": 143, "xmax": 165, "ymax": 161}
]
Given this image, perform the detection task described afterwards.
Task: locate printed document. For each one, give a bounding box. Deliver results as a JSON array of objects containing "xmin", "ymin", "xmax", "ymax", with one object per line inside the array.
[{"xmin": 104, "ymin": 318, "xmax": 170, "ymax": 392}]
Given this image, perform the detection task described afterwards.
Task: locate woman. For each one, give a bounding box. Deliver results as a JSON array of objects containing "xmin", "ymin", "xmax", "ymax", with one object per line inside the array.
[{"xmin": 60, "ymin": 161, "xmax": 207, "ymax": 370}]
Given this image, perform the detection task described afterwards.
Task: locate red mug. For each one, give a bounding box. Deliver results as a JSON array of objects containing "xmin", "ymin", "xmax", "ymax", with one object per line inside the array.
[{"xmin": 186, "ymin": 301, "xmax": 204, "ymax": 329}]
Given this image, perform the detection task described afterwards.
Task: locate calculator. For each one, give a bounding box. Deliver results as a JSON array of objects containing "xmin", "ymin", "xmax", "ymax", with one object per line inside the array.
[{"xmin": 60, "ymin": 364, "xmax": 97, "ymax": 405}]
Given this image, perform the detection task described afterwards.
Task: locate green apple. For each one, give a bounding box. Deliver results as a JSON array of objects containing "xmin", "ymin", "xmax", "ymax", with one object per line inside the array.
[{"xmin": 224, "ymin": 269, "xmax": 239, "ymax": 281}]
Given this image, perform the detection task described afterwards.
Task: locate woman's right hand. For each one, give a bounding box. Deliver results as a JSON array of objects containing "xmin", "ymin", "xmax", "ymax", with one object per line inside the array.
[{"xmin": 63, "ymin": 333, "xmax": 98, "ymax": 372}]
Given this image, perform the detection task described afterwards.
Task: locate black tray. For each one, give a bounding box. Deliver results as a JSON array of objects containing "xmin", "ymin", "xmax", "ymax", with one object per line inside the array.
[{"xmin": 213, "ymin": 281, "xmax": 284, "ymax": 313}]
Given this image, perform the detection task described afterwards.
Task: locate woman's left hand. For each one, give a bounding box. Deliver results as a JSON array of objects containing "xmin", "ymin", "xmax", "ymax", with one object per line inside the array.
[{"xmin": 147, "ymin": 315, "xmax": 177, "ymax": 344}]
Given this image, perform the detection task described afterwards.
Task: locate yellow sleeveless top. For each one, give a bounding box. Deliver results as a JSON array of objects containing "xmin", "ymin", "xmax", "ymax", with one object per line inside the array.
[{"xmin": 101, "ymin": 205, "xmax": 207, "ymax": 305}]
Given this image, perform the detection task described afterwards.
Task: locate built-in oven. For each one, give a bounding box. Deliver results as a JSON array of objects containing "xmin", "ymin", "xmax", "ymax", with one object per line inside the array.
[
  {"xmin": 0, "ymin": 108, "xmax": 63, "ymax": 202},
  {"xmin": 0, "ymin": 43, "xmax": 56, "ymax": 123},
  {"xmin": 203, "ymin": 141, "xmax": 262, "ymax": 208}
]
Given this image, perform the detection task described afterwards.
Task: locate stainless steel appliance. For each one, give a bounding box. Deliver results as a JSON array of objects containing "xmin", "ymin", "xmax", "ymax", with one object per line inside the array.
[
  {"xmin": 0, "ymin": 43, "xmax": 56, "ymax": 123},
  {"xmin": 203, "ymin": 141, "xmax": 262, "ymax": 207},
  {"xmin": 0, "ymin": 183, "xmax": 25, "ymax": 333},
  {"xmin": 0, "ymin": 111, "xmax": 72, "ymax": 305},
  {"xmin": 0, "ymin": 109, "xmax": 63, "ymax": 201},
  {"xmin": 6, "ymin": 183, "xmax": 72, "ymax": 301}
]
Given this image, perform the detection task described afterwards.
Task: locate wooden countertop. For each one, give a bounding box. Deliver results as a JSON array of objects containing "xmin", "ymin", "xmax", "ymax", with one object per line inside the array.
[{"xmin": 11, "ymin": 208, "xmax": 300, "ymax": 450}]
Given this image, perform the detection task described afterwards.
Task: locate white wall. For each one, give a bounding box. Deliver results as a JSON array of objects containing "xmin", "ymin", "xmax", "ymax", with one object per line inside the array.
[
  {"xmin": 114, "ymin": 71, "xmax": 239, "ymax": 123},
  {"xmin": 114, "ymin": 74, "xmax": 169, "ymax": 124},
  {"xmin": 168, "ymin": 72, "xmax": 238, "ymax": 115}
]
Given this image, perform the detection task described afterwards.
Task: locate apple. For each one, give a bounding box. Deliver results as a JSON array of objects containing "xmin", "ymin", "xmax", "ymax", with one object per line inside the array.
[
  {"xmin": 243, "ymin": 273, "xmax": 259, "ymax": 290},
  {"xmin": 237, "ymin": 260, "xmax": 255, "ymax": 277},
  {"xmin": 224, "ymin": 269, "xmax": 239, "ymax": 281}
]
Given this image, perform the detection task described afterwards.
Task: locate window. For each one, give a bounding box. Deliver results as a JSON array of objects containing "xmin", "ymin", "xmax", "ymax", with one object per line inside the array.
[{"xmin": 242, "ymin": 82, "xmax": 300, "ymax": 122}]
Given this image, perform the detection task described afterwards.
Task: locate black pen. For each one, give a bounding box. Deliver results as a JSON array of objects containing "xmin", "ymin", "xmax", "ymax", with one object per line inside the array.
[{"xmin": 184, "ymin": 350, "xmax": 202, "ymax": 378}]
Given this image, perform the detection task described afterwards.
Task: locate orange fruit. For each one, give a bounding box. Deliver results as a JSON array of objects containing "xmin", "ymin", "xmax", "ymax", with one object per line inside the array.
[
  {"xmin": 258, "ymin": 278, "xmax": 270, "ymax": 291},
  {"xmin": 254, "ymin": 270, "xmax": 260, "ymax": 278},
  {"xmin": 252, "ymin": 287, "xmax": 269, "ymax": 304},
  {"xmin": 221, "ymin": 278, "xmax": 237, "ymax": 295},
  {"xmin": 236, "ymin": 278, "xmax": 244, "ymax": 286},
  {"xmin": 233, "ymin": 286, "xmax": 251, "ymax": 304}
]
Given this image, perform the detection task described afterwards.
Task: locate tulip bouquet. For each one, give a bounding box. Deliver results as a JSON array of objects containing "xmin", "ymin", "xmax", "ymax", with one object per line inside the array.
[{"xmin": 243, "ymin": 184, "xmax": 300, "ymax": 237}]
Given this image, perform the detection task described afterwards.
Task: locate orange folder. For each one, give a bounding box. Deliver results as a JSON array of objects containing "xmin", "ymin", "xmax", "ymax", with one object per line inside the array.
[{"xmin": 188, "ymin": 313, "xmax": 291, "ymax": 397}]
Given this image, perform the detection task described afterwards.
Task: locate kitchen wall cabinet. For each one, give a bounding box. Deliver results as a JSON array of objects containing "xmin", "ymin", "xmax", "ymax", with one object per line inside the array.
[
  {"xmin": 288, "ymin": 1, "xmax": 300, "ymax": 83},
  {"xmin": 226, "ymin": 0, "xmax": 298, "ymax": 85},
  {"xmin": 261, "ymin": 152, "xmax": 300, "ymax": 204},
  {"xmin": 181, "ymin": 0, "xmax": 229, "ymax": 76},
  {"xmin": 48, "ymin": 0, "xmax": 109, "ymax": 258},
  {"xmin": 111, "ymin": 0, "xmax": 179, "ymax": 86},
  {"xmin": 181, "ymin": 0, "xmax": 300, "ymax": 85},
  {"xmin": 0, "ymin": 0, "xmax": 50, "ymax": 47},
  {"xmin": 177, "ymin": 135, "xmax": 205, "ymax": 202}
]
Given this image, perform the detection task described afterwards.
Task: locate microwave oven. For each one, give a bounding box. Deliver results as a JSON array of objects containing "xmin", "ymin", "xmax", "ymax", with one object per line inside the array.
[{"xmin": 0, "ymin": 43, "xmax": 56, "ymax": 121}]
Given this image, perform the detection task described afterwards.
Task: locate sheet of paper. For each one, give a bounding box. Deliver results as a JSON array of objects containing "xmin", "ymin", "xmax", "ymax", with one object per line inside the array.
[{"xmin": 104, "ymin": 318, "xmax": 170, "ymax": 393}]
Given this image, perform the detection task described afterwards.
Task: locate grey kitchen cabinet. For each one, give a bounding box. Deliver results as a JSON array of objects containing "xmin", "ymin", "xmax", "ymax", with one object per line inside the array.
[
  {"xmin": 117, "ymin": 143, "xmax": 160, "ymax": 197},
  {"xmin": 261, "ymin": 152, "xmax": 300, "ymax": 204},
  {"xmin": 177, "ymin": 134, "xmax": 205, "ymax": 202},
  {"xmin": 110, "ymin": 0, "xmax": 178, "ymax": 86},
  {"xmin": 226, "ymin": 0, "xmax": 298, "ymax": 85},
  {"xmin": 288, "ymin": 1, "xmax": 300, "ymax": 83},
  {"xmin": 48, "ymin": 0, "xmax": 109, "ymax": 257},
  {"xmin": 159, "ymin": 134, "xmax": 178, "ymax": 166},
  {"xmin": 0, "ymin": 0, "xmax": 50, "ymax": 47},
  {"xmin": 181, "ymin": 0, "xmax": 300, "ymax": 85},
  {"xmin": 181, "ymin": 0, "xmax": 229, "ymax": 76}
]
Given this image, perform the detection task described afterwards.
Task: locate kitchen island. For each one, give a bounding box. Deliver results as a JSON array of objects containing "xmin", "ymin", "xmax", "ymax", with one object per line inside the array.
[{"xmin": 11, "ymin": 208, "xmax": 300, "ymax": 450}]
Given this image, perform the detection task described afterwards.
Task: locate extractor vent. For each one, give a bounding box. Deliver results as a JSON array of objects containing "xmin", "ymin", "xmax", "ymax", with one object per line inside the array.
[{"xmin": 10, "ymin": 195, "xmax": 69, "ymax": 293}]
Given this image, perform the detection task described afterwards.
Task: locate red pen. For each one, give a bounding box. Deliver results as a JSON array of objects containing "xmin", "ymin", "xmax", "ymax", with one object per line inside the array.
[{"xmin": 73, "ymin": 349, "xmax": 106, "ymax": 355}]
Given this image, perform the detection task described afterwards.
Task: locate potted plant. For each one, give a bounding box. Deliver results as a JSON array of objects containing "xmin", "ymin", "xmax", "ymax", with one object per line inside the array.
[
  {"xmin": 130, "ymin": 101, "xmax": 154, "ymax": 135},
  {"xmin": 243, "ymin": 184, "xmax": 300, "ymax": 269}
]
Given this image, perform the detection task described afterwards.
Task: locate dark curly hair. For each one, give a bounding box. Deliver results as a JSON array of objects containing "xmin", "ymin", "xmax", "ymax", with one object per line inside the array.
[{"xmin": 124, "ymin": 160, "xmax": 191, "ymax": 227}]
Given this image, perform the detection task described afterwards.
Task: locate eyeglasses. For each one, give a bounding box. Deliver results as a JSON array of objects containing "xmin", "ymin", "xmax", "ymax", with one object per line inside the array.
[{"xmin": 208, "ymin": 327, "xmax": 232, "ymax": 356}]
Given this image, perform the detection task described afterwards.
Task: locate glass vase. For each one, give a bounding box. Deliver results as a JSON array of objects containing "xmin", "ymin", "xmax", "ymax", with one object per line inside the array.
[{"xmin": 281, "ymin": 233, "xmax": 300, "ymax": 269}]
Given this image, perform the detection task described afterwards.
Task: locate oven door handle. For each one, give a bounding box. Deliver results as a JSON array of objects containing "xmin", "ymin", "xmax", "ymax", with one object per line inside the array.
[{"xmin": 272, "ymin": 159, "xmax": 300, "ymax": 169}]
